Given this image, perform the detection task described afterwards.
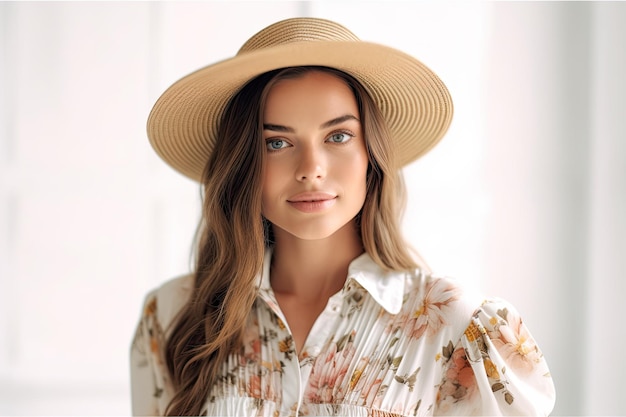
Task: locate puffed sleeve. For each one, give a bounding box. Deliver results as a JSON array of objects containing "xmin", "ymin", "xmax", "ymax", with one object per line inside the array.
[
  {"xmin": 130, "ymin": 293, "xmax": 163, "ymax": 416},
  {"xmin": 434, "ymin": 298, "xmax": 555, "ymax": 416}
]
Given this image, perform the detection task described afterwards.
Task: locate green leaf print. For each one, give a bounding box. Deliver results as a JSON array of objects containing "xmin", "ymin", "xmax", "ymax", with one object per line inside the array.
[
  {"xmin": 394, "ymin": 367, "xmax": 420, "ymax": 392},
  {"xmin": 505, "ymin": 391, "xmax": 514, "ymax": 405},
  {"xmin": 497, "ymin": 308, "xmax": 509, "ymax": 322},
  {"xmin": 388, "ymin": 354, "xmax": 403, "ymax": 370},
  {"xmin": 491, "ymin": 382, "xmax": 504, "ymax": 392},
  {"xmin": 442, "ymin": 340, "xmax": 454, "ymax": 360}
]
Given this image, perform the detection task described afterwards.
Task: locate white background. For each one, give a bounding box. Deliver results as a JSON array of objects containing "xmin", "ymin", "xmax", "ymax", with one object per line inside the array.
[{"xmin": 0, "ymin": 2, "xmax": 624, "ymax": 415}]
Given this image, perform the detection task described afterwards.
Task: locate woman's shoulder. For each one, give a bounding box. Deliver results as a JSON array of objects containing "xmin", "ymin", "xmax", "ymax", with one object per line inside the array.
[
  {"xmin": 404, "ymin": 268, "xmax": 484, "ymax": 309},
  {"xmin": 400, "ymin": 268, "xmax": 516, "ymax": 337},
  {"xmin": 139, "ymin": 273, "xmax": 194, "ymax": 330},
  {"xmin": 350, "ymin": 253, "xmax": 492, "ymax": 324},
  {"xmin": 409, "ymin": 270, "xmax": 520, "ymax": 317},
  {"xmin": 404, "ymin": 269, "xmax": 539, "ymax": 343}
]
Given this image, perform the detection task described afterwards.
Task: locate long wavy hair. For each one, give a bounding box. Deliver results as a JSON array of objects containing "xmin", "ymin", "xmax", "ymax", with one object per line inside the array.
[{"xmin": 163, "ymin": 66, "xmax": 423, "ymax": 415}]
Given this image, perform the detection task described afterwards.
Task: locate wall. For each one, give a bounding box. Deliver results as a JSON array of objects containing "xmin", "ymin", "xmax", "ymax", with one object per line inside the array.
[{"xmin": 0, "ymin": 2, "xmax": 624, "ymax": 415}]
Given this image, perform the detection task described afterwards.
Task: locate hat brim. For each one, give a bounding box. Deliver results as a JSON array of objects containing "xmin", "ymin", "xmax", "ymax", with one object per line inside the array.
[{"xmin": 147, "ymin": 40, "xmax": 453, "ymax": 182}]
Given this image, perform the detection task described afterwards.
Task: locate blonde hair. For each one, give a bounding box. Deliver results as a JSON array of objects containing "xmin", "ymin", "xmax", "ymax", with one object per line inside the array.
[{"xmin": 164, "ymin": 66, "xmax": 422, "ymax": 415}]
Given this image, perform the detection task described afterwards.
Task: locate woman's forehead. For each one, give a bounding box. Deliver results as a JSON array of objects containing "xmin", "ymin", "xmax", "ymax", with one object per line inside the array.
[{"xmin": 263, "ymin": 71, "xmax": 360, "ymax": 124}]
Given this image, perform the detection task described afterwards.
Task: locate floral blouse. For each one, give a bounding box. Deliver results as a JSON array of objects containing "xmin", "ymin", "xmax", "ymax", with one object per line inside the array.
[{"xmin": 131, "ymin": 250, "xmax": 555, "ymax": 416}]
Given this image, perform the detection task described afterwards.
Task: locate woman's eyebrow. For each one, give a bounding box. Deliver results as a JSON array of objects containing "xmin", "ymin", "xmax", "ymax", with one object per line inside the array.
[
  {"xmin": 263, "ymin": 114, "xmax": 360, "ymax": 132},
  {"xmin": 263, "ymin": 123, "xmax": 294, "ymax": 133},
  {"xmin": 320, "ymin": 114, "xmax": 360, "ymax": 129}
]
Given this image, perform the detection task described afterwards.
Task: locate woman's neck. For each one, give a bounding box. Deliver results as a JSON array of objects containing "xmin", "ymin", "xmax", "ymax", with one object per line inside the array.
[{"xmin": 269, "ymin": 220, "xmax": 364, "ymax": 301}]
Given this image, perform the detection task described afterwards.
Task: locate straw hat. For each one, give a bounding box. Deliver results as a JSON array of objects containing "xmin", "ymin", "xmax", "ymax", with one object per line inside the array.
[{"xmin": 147, "ymin": 17, "xmax": 453, "ymax": 182}]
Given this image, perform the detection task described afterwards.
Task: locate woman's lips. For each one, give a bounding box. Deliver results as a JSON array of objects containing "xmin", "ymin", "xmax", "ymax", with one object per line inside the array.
[{"xmin": 287, "ymin": 192, "xmax": 337, "ymax": 213}]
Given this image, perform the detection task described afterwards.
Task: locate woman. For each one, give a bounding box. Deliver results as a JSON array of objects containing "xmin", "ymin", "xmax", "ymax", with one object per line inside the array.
[{"xmin": 131, "ymin": 18, "xmax": 555, "ymax": 416}]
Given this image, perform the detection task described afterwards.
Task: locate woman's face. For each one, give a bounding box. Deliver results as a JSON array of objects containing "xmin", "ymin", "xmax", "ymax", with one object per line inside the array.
[{"xmin": 261, "ymin": 70, "xmax": 369, "ymax": 241}]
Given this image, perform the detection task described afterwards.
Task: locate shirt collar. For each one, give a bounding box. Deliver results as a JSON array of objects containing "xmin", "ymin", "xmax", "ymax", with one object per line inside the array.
[
  {"xmin": 257, "ymin": 248, "xmax": 406, "ymax": 315},
  {"xmin": 346, "ymin": 252, "xmax": 405, "ymax": 315}
]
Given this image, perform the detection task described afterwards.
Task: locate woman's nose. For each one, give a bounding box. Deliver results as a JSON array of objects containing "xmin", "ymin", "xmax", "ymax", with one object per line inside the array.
[{"xmin": 295, "ymin": 145, "xmax": 326, "ymax": 182}]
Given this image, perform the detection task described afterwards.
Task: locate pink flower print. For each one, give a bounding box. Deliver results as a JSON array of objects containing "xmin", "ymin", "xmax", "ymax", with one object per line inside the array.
[
  {"xmin": 409, "ymin": 279, "xmax": 460, "ymax": 339},
  {"xmin": 439, "ymin": 379, "xmax": 457, "ymax": 398},
  {"xmin": 438, "ymin": 347, "xmax": 477, "ymax": 403},
  {"xmin": 447, "ymin": 346, "xmax": 476, "ymax": 389},
  {"xmin": 248, "ymin": 374, "xmax": 262, "ymax": 398},
  {"xmin": 306, "ymin": 344, "xmax": 336, "ymax": 403},
  {"xmin": 305, "ymin": 339, "xmax": 357, "ymax": 403},
  {"xmin": 384, "ymin": 309, "xmax": 410, "ymax": 335},
  {"xmin": 240, "ymin": 337, "xmax": 262, "ymax": 366},
  {"xmin": 490, "ymin": 310, "xmax": 542, "ymax": 375},
  {"xmin": 361, "ymin": 377, "xmax": 384, "ymax": 408},
  {"xmin": 456, "ymin": 362, "xmax": 476, "ymax": 389}
]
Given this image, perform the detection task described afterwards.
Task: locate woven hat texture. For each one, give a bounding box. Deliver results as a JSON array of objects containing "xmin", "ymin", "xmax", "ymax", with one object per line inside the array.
[{"xmin": 147, "ymin": 17, "xmax": 453, "ymax": 182}]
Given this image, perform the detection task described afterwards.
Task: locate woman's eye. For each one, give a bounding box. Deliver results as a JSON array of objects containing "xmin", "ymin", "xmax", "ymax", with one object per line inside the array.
[
  {"xmin": 265, "ymin": 139, "xmax": 289, "ymax": 151},
  {"xmin": 327, "ymin": 132, "xmax": 353, "ymax": 143}
]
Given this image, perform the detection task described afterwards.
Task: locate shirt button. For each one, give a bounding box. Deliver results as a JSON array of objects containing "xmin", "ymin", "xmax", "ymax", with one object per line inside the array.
[{"xmin": 309, "ymin": 346, "xmax": 320, "ymax": 356}]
